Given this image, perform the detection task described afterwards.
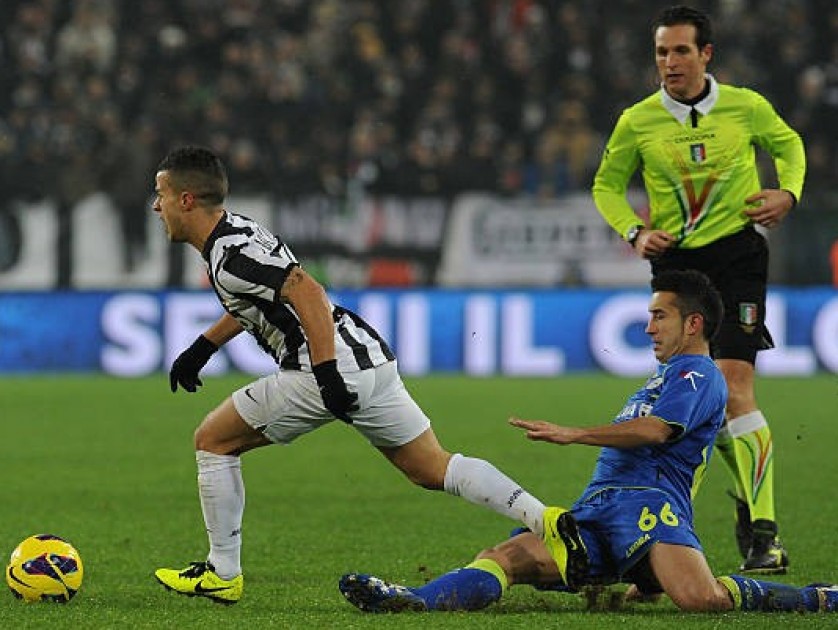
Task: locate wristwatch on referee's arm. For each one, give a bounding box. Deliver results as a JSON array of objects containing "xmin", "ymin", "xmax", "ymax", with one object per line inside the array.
[{"xmin": 625, "ymin": 224, "xmax": 645, "ymax": 247}]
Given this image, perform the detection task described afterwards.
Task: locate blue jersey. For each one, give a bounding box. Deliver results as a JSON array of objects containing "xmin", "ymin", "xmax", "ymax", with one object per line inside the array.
[{"xmin": 575, "ymin": 354, "xmax": 727, "ymax": 525}]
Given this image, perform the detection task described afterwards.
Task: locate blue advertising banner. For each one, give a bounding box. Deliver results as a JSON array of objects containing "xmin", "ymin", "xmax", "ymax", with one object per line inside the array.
[{"xmin": 1, "ymin": 288, "xmax": 837, "ymax": 376}]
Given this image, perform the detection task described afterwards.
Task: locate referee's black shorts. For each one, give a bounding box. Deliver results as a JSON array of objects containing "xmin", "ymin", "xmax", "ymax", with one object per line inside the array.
[{"xmin": 650, "ymin": 226, "xmax": 773, "ymax": 365}]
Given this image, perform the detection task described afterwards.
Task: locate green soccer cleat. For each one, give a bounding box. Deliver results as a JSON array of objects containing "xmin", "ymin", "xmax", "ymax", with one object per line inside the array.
[
  {"xmin": 154, "ymin": 561, "xmax": 243, "ymax": 604},
  {"xmin": 542, "ymin": 506, "xmax": 589, "ymax": 591}
]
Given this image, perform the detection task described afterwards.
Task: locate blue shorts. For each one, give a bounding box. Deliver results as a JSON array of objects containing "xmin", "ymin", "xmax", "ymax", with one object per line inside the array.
[{"xmin": 571, "ymin": 487, "xmax": 702, "ymax": 584}]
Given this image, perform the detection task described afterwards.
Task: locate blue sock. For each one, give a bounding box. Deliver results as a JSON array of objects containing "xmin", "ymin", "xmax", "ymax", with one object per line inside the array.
[
  {"xmin": 411, "ymin": 566, "xmax": 504, "ymax": 611},
  {"xmin": 719, "ymin": 575, "xmax": 822, "ymax": 612}
]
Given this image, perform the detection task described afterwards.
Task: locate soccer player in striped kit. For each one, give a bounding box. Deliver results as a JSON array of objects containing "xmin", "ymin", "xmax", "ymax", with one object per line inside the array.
[{"xmin": 151, "ymin": 146, "xmax": 547, "ymax": 603}]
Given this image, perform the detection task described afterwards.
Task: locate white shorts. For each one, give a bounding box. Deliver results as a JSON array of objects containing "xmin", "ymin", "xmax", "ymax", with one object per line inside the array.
[{"xmin": 231, "ymin": 361, "xmax": 431, "ymax": 448}]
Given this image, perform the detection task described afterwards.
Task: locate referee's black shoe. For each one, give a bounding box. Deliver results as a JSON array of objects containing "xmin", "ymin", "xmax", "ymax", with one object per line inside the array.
[{"xmin": 740, "ymin": 519, "xmax": 789, "ymax": 574}]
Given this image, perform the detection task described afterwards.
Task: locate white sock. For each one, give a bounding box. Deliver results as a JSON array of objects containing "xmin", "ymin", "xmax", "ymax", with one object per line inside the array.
[
  {"xmin": 443, "ymin": 453, "xmax": 546, "ymax": 536},
  {"xmin": 726, "ymin": 410, "xmax": 768, "ymax": 437},
  {"xmin": 196, "ymin": 450, "xmax": 244, "ymax": 580}
]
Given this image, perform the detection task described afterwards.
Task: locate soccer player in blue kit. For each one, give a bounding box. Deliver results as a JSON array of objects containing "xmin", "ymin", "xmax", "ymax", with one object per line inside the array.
[{"xmin": 339, "ymin": 270, "xmax": 838, "ymax": 614}]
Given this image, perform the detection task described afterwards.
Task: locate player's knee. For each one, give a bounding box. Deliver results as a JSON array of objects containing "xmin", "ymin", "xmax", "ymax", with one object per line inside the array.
[
  {"xmin": 194, "ymin": 418, "xmax": 222, "ymax": 453},
  {"xmin": 193, "ymin": 425, "xmax": 211, "ymax": 452},
  {"xmin": 668, "ymin": 583, "xmax": 731, "ymax": 612},
  {"xmin": 719, "ymin": 366, "xmax": 756, "ymax": 414},
  {"xmin": 725, "ymin": 391, "xmax": 757, "ymax": 418},
  {"xmin": 403, "ymin": 464, "xmax": 446, "ymax": 490},
  {"xmin": 392, "ymin": 448, "xmax": 450, "ymax": 489},
  {"xmin": 474, "ymin": 546, "xmax": 503, "ymax": 563}
]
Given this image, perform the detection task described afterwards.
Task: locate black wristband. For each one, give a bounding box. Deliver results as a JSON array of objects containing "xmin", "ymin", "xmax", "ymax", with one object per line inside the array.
[
  {"xmin": 312, "ymin": 359, "xmax": 339, "ymax": 384},
  {"xmin": 191, "ymin": 334, "xmax": 218, "ymax": 360}
]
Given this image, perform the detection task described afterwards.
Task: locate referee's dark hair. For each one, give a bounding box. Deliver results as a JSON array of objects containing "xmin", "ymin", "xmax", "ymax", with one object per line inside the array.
[
  {"xmin": 653, "ymin": 5, "xmax": 713, "ymax": 49},
  {"xmin": 157, "ymin": 145, "xmax": 229, "ymax": 205},
  {"xmin": 651, "ymin": 269, "xmax": 723, "ymax": 341}
]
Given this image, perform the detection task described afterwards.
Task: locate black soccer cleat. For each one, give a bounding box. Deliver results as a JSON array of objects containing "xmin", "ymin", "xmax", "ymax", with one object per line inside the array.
[
  {"xmin": 740, "ymin": 519, "xmax": 789, "ymax": 575},
  {"xmin": 338, "ymin": 573, "xmax": 427, "ymax": 613}
]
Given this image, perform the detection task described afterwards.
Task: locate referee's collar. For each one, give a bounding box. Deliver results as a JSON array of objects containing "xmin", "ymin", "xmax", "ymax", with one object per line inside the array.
[{"xmin": 660, "ymin": 74, "xmax": 719, "ymax": 124}]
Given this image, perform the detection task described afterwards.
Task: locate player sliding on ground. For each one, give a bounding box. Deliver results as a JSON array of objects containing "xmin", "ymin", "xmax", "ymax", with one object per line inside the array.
[{"xmin": 339, "ymin": 270, "xmax": 838, "ymax": 614}]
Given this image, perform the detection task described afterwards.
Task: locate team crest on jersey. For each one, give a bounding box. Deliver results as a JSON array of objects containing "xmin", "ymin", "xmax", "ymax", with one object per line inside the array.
[
  {"xmin": 739, "ymin": 302, "xmax": 758, "ymax": 333},
  {"xmin": 689, "ymin": 143, "xmax": 706, "ymax": 164}
]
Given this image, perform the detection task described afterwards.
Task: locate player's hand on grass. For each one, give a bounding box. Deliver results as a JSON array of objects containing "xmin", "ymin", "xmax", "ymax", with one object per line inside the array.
[
  {"xmin": 313, "ymin": 359, "xmax": 359, "ymax": 423},
  {"xmin": 169, "ymin": 335, "xmax": 218, "ymax": 393},
  {"xmin": 509, "ymin": 417, "xmax": 583, "ymax": 445}
]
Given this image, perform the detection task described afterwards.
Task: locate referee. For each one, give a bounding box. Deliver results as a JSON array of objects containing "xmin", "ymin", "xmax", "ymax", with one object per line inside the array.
[{"xmin": 592, "ymin": 5, "xmax": 805, "ymax": 574}]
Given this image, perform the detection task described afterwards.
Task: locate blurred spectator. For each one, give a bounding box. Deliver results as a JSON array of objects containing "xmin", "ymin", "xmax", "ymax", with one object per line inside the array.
[
  {"xmin": 99, "ymin": 114, "xmax": 158, "ymax": 272},
  {"xmin": 54, "ymin": 0, "xmax": 117, "ymax": 74},
  {"xmin": 0, "ymin": 0, "xmax": 833, "ymax": 245},
  {"xmin": 523, "ymin": 99, "xmax": 600, "ymax": 198}
]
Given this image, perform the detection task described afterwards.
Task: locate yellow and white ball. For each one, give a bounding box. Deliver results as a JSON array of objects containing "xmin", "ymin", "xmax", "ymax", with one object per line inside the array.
[{"xmin": 6, "ymin": 534, "xmax": 83, "ymax": 602}]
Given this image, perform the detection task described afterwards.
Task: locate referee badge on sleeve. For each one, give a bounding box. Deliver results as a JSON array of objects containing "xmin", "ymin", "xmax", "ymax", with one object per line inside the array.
[{"xmin": 738, "ymin": 302, "xmax": 758, "ymax": 334}]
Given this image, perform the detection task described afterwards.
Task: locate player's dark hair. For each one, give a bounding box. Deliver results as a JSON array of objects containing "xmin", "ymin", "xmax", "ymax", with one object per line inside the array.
[
  {"xmin": 653, "ymin": 5, "xmax": 713, "ymax": 49},
  {"xmin": 157, "ymin": 146, "xmax": 228, "ymax": 205},
  {"xmin": 651, "ymin": 269, "xmax": 723, "ymax": 341}
]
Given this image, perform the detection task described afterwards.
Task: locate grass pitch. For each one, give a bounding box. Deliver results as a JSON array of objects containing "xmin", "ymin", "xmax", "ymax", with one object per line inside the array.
[{"xmin": 1, "ymin": 373, "xmax": 837, "ymax": 629}]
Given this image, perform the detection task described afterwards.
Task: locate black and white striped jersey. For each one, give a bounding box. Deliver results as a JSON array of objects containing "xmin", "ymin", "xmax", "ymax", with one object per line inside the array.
[{"xmin": 202, "ymin": 211, "xmax": 394, "ymax": 372}]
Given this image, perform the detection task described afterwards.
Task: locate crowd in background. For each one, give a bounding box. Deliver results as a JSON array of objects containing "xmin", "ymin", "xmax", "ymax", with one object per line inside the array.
[{"xmin": 1, "ymin": 0, "xmax": 837, "ymax": 268}]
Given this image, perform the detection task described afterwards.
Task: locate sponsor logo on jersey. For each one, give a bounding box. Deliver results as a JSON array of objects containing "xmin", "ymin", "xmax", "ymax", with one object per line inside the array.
[
  {"xmin": 679, "ymin": 370, "xmax": 705, "ymax": 390},
  {"xmin": 673, "ymin": 132, "xmax": 716, "ymax": 144}
]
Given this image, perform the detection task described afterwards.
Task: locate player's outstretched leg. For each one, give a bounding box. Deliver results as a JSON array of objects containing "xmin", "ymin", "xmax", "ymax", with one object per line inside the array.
[
  {"xmin": 340, "ymin": 559, "xmax": 507, "ymax": 613},
  {"xmin": 155, "ymin": 561, "xmax": 243, "ymax": 604},
  {"xmin": 719, "ymin": 575, "xmax": 838, "ymax": 612}
]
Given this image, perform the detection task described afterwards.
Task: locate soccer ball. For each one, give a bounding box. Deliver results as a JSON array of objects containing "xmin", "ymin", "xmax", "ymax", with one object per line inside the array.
[{"xmin": 6, "ymin": 534, "xmax": 84, "ymax": 602}]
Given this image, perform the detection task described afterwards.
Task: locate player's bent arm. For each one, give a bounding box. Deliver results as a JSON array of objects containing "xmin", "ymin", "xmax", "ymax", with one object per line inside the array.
[
  {"xmin": 280, "ymin": 266, "xmax": 336, "ymax": 366},
  {"xmin": 752, "ymin": 93, "xmax": 806, "ymax": 202},
  {"xmin": 202, "ymin": 312, "xmax": 245, "ymax": 347},
  {"xmin": 577, "ymin": 416, "xmax": 674, "ymax": 448},
  {"xmin": 510, "ymin": 416, "xmax": 673, "ymax": 448}
]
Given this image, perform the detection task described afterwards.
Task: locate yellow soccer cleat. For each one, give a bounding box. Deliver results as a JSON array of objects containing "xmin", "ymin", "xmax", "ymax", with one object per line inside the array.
[
  {"xmin": 542, "ymin": 506, "xmax": 589, "ymax": 591},
  {"xmin": 154, "ymin": 561, "xmax": 243, "ymax": 604}
]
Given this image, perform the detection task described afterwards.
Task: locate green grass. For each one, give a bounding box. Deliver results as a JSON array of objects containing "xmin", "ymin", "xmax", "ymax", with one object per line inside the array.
[{"xmin": 1, "ymin": 373, "xmax": 837, "ymax": 628}]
